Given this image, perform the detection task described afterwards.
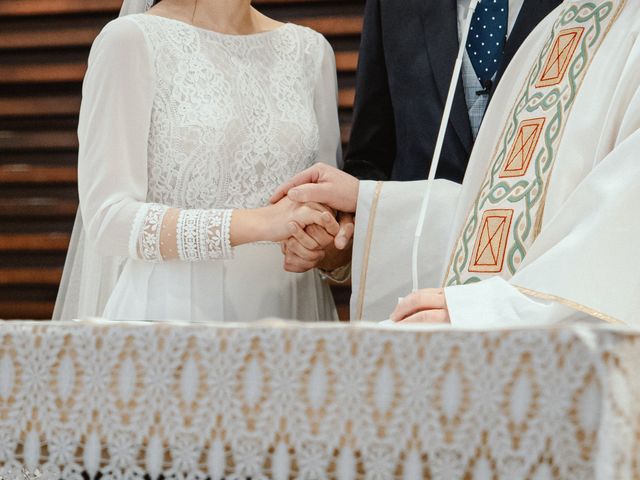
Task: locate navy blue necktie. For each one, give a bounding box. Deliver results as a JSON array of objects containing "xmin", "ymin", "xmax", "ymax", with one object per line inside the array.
[{"xmin": 466, "ymin": 0, "xmax": 509, "ymax": 94}]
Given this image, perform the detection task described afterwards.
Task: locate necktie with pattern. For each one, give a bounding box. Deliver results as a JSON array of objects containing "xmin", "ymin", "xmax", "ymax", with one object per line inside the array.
[{"xmin": 466, "ymin": 0, "xmax": 509, "ymax": 94}]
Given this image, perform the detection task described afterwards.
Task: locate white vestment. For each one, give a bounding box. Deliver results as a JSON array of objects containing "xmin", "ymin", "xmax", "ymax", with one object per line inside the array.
[{"xmin": 353, "ymin": 0, "xmax": 640, "ymax": 326}]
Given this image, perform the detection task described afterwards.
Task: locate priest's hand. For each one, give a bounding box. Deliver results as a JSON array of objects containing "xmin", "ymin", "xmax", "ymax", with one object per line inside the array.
[
  {"xmin": 282, "ymin": 213, "xmax": 354, "ymax": 273},
  {"xmin": 390, "ymin": 289, "xmax": 451, "ymax": 324},
  {"xmin": 270, "ymin": 163, "xmax": 360, "ymax": 214}
]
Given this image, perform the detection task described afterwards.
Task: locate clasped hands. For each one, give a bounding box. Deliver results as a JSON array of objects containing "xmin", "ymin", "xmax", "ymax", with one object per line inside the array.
[{"xmin": 269, "ymin": 163, "xmax": 450, "ymax": 324}]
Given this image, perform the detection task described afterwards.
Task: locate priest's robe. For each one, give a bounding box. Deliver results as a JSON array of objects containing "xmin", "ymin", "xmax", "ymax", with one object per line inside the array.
[{"xmin": 352, "ymin": 0, "xmax": 640, "ymax": 326}]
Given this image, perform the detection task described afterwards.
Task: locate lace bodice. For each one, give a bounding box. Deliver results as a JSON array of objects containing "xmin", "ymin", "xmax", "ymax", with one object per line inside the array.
[
  {"xmin": 133, "ymin": 15, "xmax": 328, "ymax": 210},
  {"xmin": 76, "ymin": 15, "xmax": 341, "ymax": 262}
]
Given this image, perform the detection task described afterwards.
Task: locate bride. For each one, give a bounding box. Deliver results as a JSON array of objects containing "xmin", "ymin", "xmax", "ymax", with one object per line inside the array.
[{"xmin": 53, "ymin": 0, "xmax": 343, "ymax": 322}]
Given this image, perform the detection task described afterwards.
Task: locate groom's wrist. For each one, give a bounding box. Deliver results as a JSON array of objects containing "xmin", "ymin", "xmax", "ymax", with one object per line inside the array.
[{"xmin": 318, "ymin": 242, "xmax": 352, "ymax": 272}]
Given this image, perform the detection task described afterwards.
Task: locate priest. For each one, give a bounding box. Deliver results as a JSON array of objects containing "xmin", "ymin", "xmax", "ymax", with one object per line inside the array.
[{"xmin": 272, "ymin": 0, "xmax": 640, "ymax": 326}]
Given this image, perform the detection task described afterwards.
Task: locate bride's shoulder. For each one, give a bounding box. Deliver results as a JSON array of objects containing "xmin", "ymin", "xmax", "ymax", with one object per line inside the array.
[
  {"xmin": 286, "ymin": 24, "xmax": 334, "ymax": 55},
  {"xmin": 87, "ymin": 15, "xmax": 157, "ymax": 61},
  {"xmin": 93, "ymin": 15, "xmax": 150, "ymax": 49}
]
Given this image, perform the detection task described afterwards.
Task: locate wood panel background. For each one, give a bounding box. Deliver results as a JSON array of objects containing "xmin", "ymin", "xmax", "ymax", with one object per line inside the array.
[{"xmin": 0, "ymin": 0, "xmax": 364, "ymax": 320}]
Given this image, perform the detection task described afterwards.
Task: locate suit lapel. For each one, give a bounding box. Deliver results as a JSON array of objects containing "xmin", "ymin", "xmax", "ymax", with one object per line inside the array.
[
  {"xmin": 421, "ymin": 0, "xmax": 474, "ymax": 157},
  {"xmin": 496, "ymin": 0, "xmax": 563, "ymax": 85},
  {"xmin": 420, "ymin": 0, "xmax": 562, "ymax": 156}
]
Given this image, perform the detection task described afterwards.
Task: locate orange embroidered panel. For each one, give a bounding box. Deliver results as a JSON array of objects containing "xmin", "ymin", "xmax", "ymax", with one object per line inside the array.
[
  {"xmin": 499, "ymin": 118, "xmax": 546, "ymax": 178},
  {"xmin": 535, "ymin": 27, "xmax": 585, "ymax": 88},
  {"xmin": 469, "ymin": 209, "xmax": 514, "ymax": 273}
]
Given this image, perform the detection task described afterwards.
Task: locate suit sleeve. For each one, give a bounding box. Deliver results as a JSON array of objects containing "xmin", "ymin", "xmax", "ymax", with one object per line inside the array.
[{"xmin": 343, "ymin": 0, "xmax": 397, "ymax": 181}]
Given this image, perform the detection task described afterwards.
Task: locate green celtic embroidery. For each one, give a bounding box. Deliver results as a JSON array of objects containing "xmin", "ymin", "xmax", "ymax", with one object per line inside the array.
[{"xmin": 444, "ymin": 0, "xmax": 623, "ymax": 287}]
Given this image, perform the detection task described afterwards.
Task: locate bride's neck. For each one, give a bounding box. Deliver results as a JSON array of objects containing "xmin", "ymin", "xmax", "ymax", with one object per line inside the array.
[
  {"xmin": 156, "ymin": 0, "xmax": 264, "ymax": 35},
  {"xmin": 192, "ymin": 0, "xmax": 254, "ymax": 32}
]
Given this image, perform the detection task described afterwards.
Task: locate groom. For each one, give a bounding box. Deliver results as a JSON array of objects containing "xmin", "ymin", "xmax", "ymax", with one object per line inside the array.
[{"xmin": 282, "ymin": 0, "xmax": 562, "ymax": 274}]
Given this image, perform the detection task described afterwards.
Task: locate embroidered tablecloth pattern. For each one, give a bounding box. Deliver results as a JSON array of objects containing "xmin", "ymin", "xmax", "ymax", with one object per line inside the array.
[{"xmin": 0, "ymin": 321, "xmax": 638, "ymax": 479}]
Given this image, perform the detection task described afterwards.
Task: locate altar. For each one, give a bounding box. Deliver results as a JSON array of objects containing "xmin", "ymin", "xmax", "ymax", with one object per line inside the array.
[{"xmin": 0, "ymin": 320, "xmax": 639, "ymax": 479}]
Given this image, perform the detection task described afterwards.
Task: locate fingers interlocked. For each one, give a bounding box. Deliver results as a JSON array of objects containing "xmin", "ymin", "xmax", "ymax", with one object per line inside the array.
[{"xmin": 282, "ymin": 211, "xmax": 355, "ymax": 274}]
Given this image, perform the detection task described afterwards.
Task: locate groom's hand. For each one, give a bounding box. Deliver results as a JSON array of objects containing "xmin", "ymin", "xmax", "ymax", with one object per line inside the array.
[
  {"xmin": 270, "ymin": 163, "xmax": 360, "ymax": 214},
  {"xmin": 282, "ymin": 213, "xmax": 354, "ymax": 273}
]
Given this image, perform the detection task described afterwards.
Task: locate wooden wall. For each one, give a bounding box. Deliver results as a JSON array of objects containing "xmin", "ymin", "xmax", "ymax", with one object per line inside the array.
[{"xmin": 0, "ymin": 0, "xmax": 364, "ymax": 320}]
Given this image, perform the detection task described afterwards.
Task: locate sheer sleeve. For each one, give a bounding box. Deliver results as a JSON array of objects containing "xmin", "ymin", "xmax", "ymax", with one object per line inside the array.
[
  {"xmin": 313, "ymin": 38, "xmax": 342, "ymax": 169},
  {"xmin": 78, "ymin": 19, "xmax": 233, "ymax": 263}
]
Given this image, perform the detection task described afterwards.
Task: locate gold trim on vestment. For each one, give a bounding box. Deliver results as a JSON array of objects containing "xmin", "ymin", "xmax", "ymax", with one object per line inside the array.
[
  {"xmin": 355, "ymin": 181, "xmax": 383, "ymax": 321},
  {"xmin": 515, "ymin": 285, "xmax": 626, "ymax": 325}
]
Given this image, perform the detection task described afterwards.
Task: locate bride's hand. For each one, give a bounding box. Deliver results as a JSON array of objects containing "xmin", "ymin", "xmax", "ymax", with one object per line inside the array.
[
  {"xmin": 230, "ymin": 198, "xmax": 339, "ymax": 246},
  {"xmin": 263, "ymin": 197, "xmax": 339, "ymax": 243}
]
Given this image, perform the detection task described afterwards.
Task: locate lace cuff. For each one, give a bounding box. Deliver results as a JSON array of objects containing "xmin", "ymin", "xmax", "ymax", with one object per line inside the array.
[
  {"xmin": 177, "ymin": 209, "xmax": 233, "ymax": 262},
  {"xmin": 134, "ymin": 203, "xmax": 169, "ymax": 262}
]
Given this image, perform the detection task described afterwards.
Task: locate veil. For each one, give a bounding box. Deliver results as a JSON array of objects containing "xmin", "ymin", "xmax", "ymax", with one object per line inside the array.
[
  {"xmin": 120, "ymin": 0, "xmax": 156, "ymax": 16},
  {"xmin": 52, "ymin": 0, "xmax": 155, "ymax": 320}
]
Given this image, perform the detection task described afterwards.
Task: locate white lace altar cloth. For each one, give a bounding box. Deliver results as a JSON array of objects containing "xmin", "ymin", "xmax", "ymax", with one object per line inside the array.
[{"xmin": 0, "ymin": 321, "xmax": 639, "ymax": 480}]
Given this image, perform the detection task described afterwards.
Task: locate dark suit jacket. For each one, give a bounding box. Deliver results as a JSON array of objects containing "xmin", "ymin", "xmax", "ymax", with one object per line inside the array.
[{"xmin": 344, "ymin": 0, "xmax": 562, "ymax": 182}]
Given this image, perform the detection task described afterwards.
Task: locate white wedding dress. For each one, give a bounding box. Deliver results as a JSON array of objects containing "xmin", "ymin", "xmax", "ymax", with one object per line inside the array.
[{"xmin": 53, "ymin": 14, "xmax": 341, "ymax": 322}]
